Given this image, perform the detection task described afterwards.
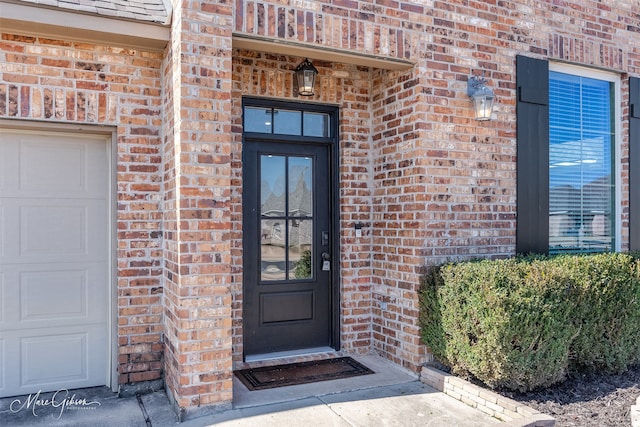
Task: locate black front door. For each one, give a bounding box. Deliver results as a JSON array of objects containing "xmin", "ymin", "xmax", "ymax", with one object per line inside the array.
[{"xmin": 243, "ymin": 140, "xmax": 334, "ymax": 357}]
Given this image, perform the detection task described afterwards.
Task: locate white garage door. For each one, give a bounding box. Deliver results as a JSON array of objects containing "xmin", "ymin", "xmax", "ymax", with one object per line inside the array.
[{"xmin": 0, "ymin": 129, "xmax": 109, "ymax": 398}]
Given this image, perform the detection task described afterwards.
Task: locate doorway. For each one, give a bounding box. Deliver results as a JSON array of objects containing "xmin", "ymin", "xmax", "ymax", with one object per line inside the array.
[{"xmin": 242, "ymin": 99, "xmax": 339, "ymax": 358}]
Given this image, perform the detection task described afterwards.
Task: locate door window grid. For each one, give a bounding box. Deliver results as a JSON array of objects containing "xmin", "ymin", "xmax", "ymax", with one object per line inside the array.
[
  {"xmin": 260, "ymin": 154, "xmax": 314, "ymax": 282},
  {"xmin": 244, "ymin": 106, "xmax": 331, "ymax": 138}
]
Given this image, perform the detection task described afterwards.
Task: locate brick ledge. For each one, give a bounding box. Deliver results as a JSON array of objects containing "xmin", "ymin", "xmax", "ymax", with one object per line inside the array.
[
  {"xmin": 631, "ymin": 396, "xmax": 640, "ymax": 427},
  {"xmin": 420, "ymin": 366, "xmax": 555, "ymax": 427}
]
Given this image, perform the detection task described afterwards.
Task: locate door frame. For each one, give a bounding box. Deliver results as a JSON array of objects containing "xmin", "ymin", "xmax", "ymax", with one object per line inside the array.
[
  {"xmin": 0, "ymin": 119, "xmax": 116, "ymax": 392},
  {"xmin": 241, "ymin": 97, "xmax": 341, "ymax": 358}
]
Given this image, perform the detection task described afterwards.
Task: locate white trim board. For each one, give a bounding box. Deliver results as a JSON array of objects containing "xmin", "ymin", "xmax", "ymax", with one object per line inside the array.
[{"xmin": 0, "ymin": 1, "xmax": 170, "ymax": 51}]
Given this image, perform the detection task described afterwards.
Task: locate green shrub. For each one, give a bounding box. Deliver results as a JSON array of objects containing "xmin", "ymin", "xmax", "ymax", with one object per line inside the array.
[
  {"xmin": 419, "ymin": 253, "xmax": 640, "ymax": 392},
  {"xmin": 294, "ymin": 249, "xmax": 312, "ymax": 279},
  {"xmin": 558, "ymin": 253, "xmax": 640, "ymax": 373},
  {"xmin": 419, "ymin": 265, "xmax": 447, "ymax": 362}
]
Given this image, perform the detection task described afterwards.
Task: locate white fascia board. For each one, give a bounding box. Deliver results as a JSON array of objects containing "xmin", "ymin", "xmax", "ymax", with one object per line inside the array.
[
  {"xmin": 0, "ymin": 1, "xmax": 170, "ymax": 51},
  {"xmin": 233, "ymin": 33, "xmax": 415, "ymax": 71}
]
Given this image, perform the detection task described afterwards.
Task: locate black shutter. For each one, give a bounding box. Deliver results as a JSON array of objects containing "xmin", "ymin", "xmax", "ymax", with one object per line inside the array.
[
  {"xmin": 630, "ymin": 77, "xmax": 640, "ymax": 250},
  {"xmin": 516, "ymin": 55, "xmax": 550, "ymax": 255}
]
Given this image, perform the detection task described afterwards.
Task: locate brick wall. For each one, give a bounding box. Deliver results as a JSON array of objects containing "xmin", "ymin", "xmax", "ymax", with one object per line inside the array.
[
  {"xmin": 161, "ymin": 0, "xmax": 235, "ymax": 415},
  {"xmin": 0, "ymin": 33, "xmax": 165, "ymax": 386},
  {"xmin": 370, "ymin": 66, "xmax": 430, "ymax": 369},
  {"xmin": 234, "ymin": 0, "xmax": 422, "ymax": 61}
]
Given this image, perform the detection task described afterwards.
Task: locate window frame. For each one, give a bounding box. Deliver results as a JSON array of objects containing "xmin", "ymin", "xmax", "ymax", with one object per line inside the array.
[
  {"xmin": 548, "ymin": 61, "xmax": 622, "ymax": 253},
  {"xmin": 242, "ymin": 97, "xmax": 336, "ymax": 142}
]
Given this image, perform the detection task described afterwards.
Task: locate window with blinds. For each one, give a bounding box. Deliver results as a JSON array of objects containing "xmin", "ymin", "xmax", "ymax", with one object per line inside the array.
[{"xmin": 548, "ymin": 71, "xmax": 615, "ymax": 254}]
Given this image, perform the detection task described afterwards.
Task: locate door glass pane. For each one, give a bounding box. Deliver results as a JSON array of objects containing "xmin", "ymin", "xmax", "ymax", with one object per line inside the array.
[
  {"xmin": 304, "ymin": 112, "xmax": 330, "ymax": 137},
  {"xmin": 261, "ymin": 155, "xmax": 286, "ymax": 217},
  {"xmin": 288, "ymin": 156, "xmax": 313, "ymax": 217},
  {"xmin": 289, "ymin": 219, "xmax": 313, "ymax": 279},
  {"xmin": 245, "ymin": 107, "xmax": 272, "ymax": 133},
  {"xmin": 261, "ymin": 219, "xmax": 286, "ymax": 281},
  {"xmin": 273, "ymin": 109, "xmax": 302, "ymax": 135}
]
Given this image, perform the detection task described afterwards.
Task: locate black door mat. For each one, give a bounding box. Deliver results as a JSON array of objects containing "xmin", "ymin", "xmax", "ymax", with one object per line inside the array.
[{"xmin": 235, "ymin": 356, "xmax": 375, "ymax": 391}]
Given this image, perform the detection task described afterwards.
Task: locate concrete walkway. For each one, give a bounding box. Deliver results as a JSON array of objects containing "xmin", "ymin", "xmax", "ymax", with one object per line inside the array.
[{"xmin": 0, "ymin": 355, "xmax": 499, "ymax": 426}]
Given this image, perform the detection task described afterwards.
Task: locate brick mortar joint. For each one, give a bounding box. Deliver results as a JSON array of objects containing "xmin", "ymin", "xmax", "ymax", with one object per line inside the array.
[{"xmin": 420, "ymin": 366, "xmax": 556, "ymax": 427}]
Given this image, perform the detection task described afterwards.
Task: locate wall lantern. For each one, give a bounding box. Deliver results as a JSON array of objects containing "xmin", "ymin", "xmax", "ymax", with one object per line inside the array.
[
  {"xmin": 467, "ymin": 74, "xmax": 495, "ymax": 121},
  {"xmin": 295, "ymin": 58, "xmax": 318, "ymax": 96}
]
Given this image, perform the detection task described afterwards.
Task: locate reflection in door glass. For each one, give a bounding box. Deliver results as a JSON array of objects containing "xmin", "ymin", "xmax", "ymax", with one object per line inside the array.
[
  {"xmin": 244, "ymin": 107, "xmax": 272, "ymax": 133},
  {"xmin": 259, "ymin": 154, "xmax": 315, "ymax": 282},
  {"xmin": 288, "ymin": 157, "xmax": 313, "ymax": 217},
  {"xmin": 261, "ymin": 219, "xmax": 286, "ymax": 281},
  {"xmin": 274, "ymin": 109, "xmax": 302, "ymax": 135},
  {"xmin": 289, "ymin": 220, "xmax": 313, "ymax": 279},
  {"xmin": 261, "ymin": 155, "xmax": 286, "ymax": 217},
  {"xmin": 303, "ymin": 112, "xmax": 330, "ymax": 137}
]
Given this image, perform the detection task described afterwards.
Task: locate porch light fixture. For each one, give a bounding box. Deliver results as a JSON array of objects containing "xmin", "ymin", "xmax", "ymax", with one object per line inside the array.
[
  {"xmin": 467, "ymin": 74, "xmax": 495, "ymax": 121},
  {"xmin": 295, "ymin": 58, "xmax": 318, "ymax": 96}
]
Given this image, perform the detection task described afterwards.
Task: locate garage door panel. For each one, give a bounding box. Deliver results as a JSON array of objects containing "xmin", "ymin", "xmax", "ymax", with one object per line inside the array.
[
  {"xmin": 21, "ymin": 269, "xmax": 88, "ymax": 322},
  {"xmin": 0, "ymin": 204, "xmax": 4, "ymax": 259},
  {"xmin": 1, "ymin": 326, "xmax": 107, "ymax": 395},
  {"xmin": 22, "ymin": 333, "xmax": 89, "ymax": 386},
  {"xmin": 0, "ymin": 336, "xmax": 18, "ymax": 395},
  {"xmin": 21, "ymin": 204, "xmax": 89, "ymax": 257},
  {"xmin": 1, "ymin": 263, "xmax": 107, "ymax": 329},
  {"xmin": 0, "ymin": 139, "xmax": 7, "ymax": 193},
  {"xmin": 0, "ymin": 339, "xmax": 5, "ymax": 394},
  {"xmin": 0, "ymin": 272, "xmax": 4, "ymax": 326},
  {"xmin": 20, "ymin": 266, "xmax": 108, "ymax": 326},
  {"xmin": 1, "ymin": 199, "xmax": 107, "ymax": 264},
  {"xmin": 1, "ymin": 132, "xmax": 108, "ymax": 199},
  {"xmin": 19, "ymin": 139, "xmax": 87, "ymax": 195}
]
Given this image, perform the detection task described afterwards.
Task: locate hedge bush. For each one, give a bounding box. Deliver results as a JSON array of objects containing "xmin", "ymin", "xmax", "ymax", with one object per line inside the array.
[{"xmin": 419, "ymin": 253, "xmax": 640, "ymax": 392}]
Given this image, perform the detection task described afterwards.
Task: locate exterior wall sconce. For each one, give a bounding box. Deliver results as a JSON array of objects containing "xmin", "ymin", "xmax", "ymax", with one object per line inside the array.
[
  {"xmin": 295, "ymin": 58, "xmax": 318, "ymax": 96},
  {"xmin": 467, "ymin": 74, "xmax": 495, "ymax": 121}
]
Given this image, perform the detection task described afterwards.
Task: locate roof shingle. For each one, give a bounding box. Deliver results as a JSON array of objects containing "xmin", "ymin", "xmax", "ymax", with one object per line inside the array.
[{"xmin": 13, "ymin": 0, "xmax": 171, "ymax": 25}]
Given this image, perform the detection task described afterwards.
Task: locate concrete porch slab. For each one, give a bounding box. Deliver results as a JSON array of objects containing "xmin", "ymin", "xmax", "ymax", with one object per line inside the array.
[
  {"xmin": 175, "ymin": 354, "xmax": 500, "ymax": 426},
  {"xmin": 1, "ymin": 354, "xmax": 502, "ymax": 427},
  {"xmin": 231, "ymin": 353, "xmax": 420, "ymax": 408}
]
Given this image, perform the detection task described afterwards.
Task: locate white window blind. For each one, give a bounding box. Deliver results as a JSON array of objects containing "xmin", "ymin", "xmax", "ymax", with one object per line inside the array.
[{"xmin": 549, "ymin": 71, "xmax": 614, "ymax": 254}]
